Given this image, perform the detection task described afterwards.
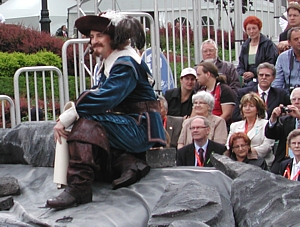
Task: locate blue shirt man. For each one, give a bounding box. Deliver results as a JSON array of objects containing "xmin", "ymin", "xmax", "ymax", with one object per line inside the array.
[{"xmin": 273, "ymin": 27, "xmax": 300, "ymax": 93}]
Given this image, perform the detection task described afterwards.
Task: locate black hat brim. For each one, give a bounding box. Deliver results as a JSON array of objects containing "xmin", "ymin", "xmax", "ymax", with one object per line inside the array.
[{"xmin": 75, "ymin": 15, "xmax": 113, "ymax": 37}]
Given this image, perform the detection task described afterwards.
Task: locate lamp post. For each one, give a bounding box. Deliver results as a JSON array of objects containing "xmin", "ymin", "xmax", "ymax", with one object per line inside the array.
[{"xmin": 40, "ymin": 0, "xmax": 51, "ymax": 33}]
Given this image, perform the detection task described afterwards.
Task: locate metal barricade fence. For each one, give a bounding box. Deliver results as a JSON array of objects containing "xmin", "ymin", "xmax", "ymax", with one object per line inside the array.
[
  {"xmin": 68, "ymin": 0, "xmax": 280, "ymax": 92},
  {"xmin": 0, "ymin": 95, "xmax": 16, "ymax": 128},
  {"xmin": 14, "ymin": 66, "xmax": 64, "ymax": 125}
]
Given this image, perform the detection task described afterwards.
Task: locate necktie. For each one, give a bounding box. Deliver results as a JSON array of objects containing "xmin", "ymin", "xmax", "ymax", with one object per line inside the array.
[
  {"xmin": 261, "ymin": 92, "xmax": 266, "ymax": 103},
  {"xmin": 198, "ymin": 148, "xmax": 204, "ymax": 166}
]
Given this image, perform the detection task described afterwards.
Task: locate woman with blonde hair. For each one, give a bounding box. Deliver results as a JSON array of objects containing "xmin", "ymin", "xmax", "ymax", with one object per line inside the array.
[{"xmin": 226, "ymin": 92, "xmax": 275, "ymax": 167}]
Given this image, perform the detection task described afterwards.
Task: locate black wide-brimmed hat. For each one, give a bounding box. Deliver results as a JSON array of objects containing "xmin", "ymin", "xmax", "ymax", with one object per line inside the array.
[
  {"xmin": 75, "ymin": 11, "xmax": 145, "ymax": 49},
  {"xmin": 75, "ymin": 14, "xmax": 114, "ymax": 37}
]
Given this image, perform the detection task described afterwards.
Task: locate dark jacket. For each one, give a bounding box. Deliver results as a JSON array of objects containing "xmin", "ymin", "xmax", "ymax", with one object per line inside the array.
[
  {"xmin": 215, "ymin": 57, "xmax": 241, "ymax": 94},
  {"xmin": 166, "ymin": 115, "xmax": 183, "ymax": 149},
  {"xmin": 265, "ymin": 115, "xmax": 296, "ymax": 174},
  {"xmin": 237, "ymin": 33, "xmax": 278, "ymax": 78},
  {"xmin": 164, "ymin": 87, "xmax": 194, "ymax": 117},
  {"xmin": 176, "ymin": 140, "xmax": 226, "ymax": 167},
  {"xmin": 232, "ymin": 86, "xmax": 290, "ymax": 122},
  {"xmin": 279, "ymin": 158, "xmax": 300, "ymax": 181},
  {"xmin": 279, "ymin": 29, "xmax": 289, "ymax": 42},
  {"xmin": 231, "ymin": 154, "xmax": 268, "ymax": 170}
]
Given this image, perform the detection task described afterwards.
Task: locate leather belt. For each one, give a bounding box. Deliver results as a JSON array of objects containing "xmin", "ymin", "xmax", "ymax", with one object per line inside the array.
[{"xmin": 112, "ymin": 100, "xmax": 161, "ymax": 114}]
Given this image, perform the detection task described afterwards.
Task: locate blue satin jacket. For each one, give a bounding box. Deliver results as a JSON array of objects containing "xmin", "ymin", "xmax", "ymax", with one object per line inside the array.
[{"xmin": 75, "ymin": 56, "xmax": 166, "ymax": 153}]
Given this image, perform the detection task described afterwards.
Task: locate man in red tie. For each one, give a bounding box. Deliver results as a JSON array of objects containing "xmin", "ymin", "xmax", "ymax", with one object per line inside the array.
[{"xmin": 176, "ymin": 116, "xmax": 226, "ymax": 167}]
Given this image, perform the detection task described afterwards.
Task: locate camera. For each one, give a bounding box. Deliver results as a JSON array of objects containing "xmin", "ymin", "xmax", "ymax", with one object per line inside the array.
[{"xmin": 281, "ymin": 106, "xmax": 292, "ymax": 114}]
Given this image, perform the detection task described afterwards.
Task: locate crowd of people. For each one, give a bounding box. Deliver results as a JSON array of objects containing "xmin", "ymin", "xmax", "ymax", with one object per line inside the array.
[
  {"xmin": 46, "ymin": 3, "xmax": 300, "ymax": 210},
  {"xmin": 165, "ymin": 2, "xmax": 300, "ymax": 183}
]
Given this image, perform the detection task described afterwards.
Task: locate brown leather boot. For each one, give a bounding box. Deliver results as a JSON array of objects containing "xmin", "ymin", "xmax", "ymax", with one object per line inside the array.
[
  {"xmin": 46, "ymin": 142, "xmax": 96, "ymax": 209},
  {"xmin": 112, "ymin": 153, "xmax": 150, "ymax": 190},
  {"xmin": 47, "ymin": 118, "xmax": 111, "ymax": 209}
]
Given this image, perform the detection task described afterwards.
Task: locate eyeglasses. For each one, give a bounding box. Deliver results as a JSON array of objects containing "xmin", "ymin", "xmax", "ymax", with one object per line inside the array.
[
  {"xmin": 193, "ymin": 101, "xmax": 207, "ymax": 106},
  {"xmin": 232, "ymin": 144, "xmax": 249, "ymax": 150},
  {"xmin": 290, "ymin": 142, "xmax": 300, "ymax": 147},
  {"xmin": 189, "ymin": 126, "xmax": 208, "ymax": 131},
  {"xmin": 258, "ymin": 73, "xmax": 272, "ymax": 78}
]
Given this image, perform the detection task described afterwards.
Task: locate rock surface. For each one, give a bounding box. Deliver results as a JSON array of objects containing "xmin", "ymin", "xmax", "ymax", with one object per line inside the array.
[
  {"xmin": 211, "ymin": 153, "xmax": 300, "ymax": 227},
  {"xmin": 2, "ymin": 123, "xmax": 300, "ymax": 226},
  {"xmin": 0, "ymin": 122, "xmax": 56, "ymax": 166},
  {"xmin": 146, "ymin": 148, "xmax": 176, "ymax": 168},
  {"xmin": 148, "ymin": 180, "xmax": 235, "ymax": 227},
  {"xmin": 0, "ymin": 196, "xmax": 14, "ymax": 211},
  {"xmin": 0, "ymin": 177, "xmax": 20, "ymax": 196}
]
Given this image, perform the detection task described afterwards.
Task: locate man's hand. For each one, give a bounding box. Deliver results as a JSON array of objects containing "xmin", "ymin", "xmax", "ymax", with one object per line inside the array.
[
  {"xmin": 243, "ymin": 72, "xmax": 254, "ymax": 81},
  {"xmin": 277, "ymin": 41, "xmax": 290, "ymax": 54},
  {"xmin": 54, "ymin": 121, "xmax": 69, "ymax": 144},
  {"xmin": 270, "ymin": 104, "xmax": 283, "ymax": 123},
  {"xmin": 287, "ymin": 104, "xmax": 300, "ymax": 119}
]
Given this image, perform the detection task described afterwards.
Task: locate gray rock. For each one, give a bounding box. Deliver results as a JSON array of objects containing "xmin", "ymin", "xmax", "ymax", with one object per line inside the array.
[
  {"xmin": 0, "ymin": 122, "xmax": 56, "ymax": 166},
  {"xmin": 0, "ymin": 177, "xmax": 20, "ymax": 196},
  {"xmin": 211, "ymin": 153, "xmax": 300, "ymax": 226},
  {"xmin": 148, "ymin": 180, "xmax": 235, "ymax": 227},
  {"xmin": 169, "ymin": 220, "xmax": 209, "ymax": 227},
  {"xmin": 0, "ymin": 196, "xmax": 14, "ymax": 211},
  {"xmin": 231, "ymin": 170, "xmax": 300, "ymax": 227},
  {"xmin": 210, "ymin": 153, "xmax": 259, "ymax": 179},
  {"xmin": 146, "ymin": 148, "xmax": 176, "ymax": 168}
]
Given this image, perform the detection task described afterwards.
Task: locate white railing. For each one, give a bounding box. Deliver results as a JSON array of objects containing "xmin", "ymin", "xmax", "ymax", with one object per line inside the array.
[
  {"xmin": 13, "ymin": 66, "xmax": 64, "ymax": 125},
  {"xmin": 0, "ymin": 95, "xmax": 15, "ymax": 128}
]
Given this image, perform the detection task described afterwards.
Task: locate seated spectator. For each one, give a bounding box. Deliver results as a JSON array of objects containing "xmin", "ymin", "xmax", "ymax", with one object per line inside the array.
[
  {"xmin": 237, "ymin": 16, "xmax": 278, "ymax": 87},
  {"xmin": 279, "ymin": 0, "xmax": 300, "ymax": 32},
  {"xmin": 265, "ymin": 87, "xmax": 300, "ymax": 174},
  {"xmin": 158, "ymin": 95, "xmax": 183, "ymax": 149},
  {"xmin": 197, "ymin": 39, "xmax": 240, "ymax": 94},
  {"xmin": 228, "ymin": 132, "xmax": 268, "ymax": 170},
  {"xmin": 280, "ymin": 129, "xmax": 300, "ymax": 181},
  {"xmin": 195, "ymin": 61, "xmax": 236, "ymax": 123},
  {"xmin": 277, "ymin": 2, "xmax": 300, "ymax": 53},
  {"xmin": 177, "ymin": 91, "xmax": 227, "ymax": 149},
  {"xmin": 165, "ymin": 67, "xmax": 196, "ymax": 117},
  {"xmin": 227, "ymin": 92, "xmax": 275, "ymax": 167},
  {"xmin": 176, "ymin": 116, "xmax": 226, "ymax": 167},
  {"xmin": 232, "ymin": 62, "xmax": 290, "ymax": 122},
  {"xmin": 273, "ymin": 27, "xmax": 300, "ymax": 93}
]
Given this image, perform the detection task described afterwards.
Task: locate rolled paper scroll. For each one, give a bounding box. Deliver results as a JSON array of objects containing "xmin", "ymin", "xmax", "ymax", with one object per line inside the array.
[{"xmin": 53, "ymin": 137, "xmax": 69, "ymax": 188}]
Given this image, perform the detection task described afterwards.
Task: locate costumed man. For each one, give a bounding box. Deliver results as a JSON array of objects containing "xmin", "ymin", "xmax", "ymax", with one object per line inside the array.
[{"xmin": 46, "ymin": 11, "xmax": 166, "ymax": 209}]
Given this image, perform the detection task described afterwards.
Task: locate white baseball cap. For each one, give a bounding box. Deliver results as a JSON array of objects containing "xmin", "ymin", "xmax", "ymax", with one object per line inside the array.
[{"xmin": 180, "ymin": 67, "xmax": 197, "ymax": 78}]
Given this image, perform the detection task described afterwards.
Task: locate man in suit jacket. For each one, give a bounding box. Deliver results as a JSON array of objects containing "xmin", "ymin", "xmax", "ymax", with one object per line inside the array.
[
  {"xmin": 176, "ymin": 116, "xmax": 226, "ymax": 167},
  {"xmin": 158, "ymin": 95, "xmax": 183, "ymax": 148},
  {"xmin": 232, "ymin": 62, "xmax": 290, "ymax": 122},
  {"xmin": 265, "ymin": 87, "xmax": 300, "ymax": 174}
]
